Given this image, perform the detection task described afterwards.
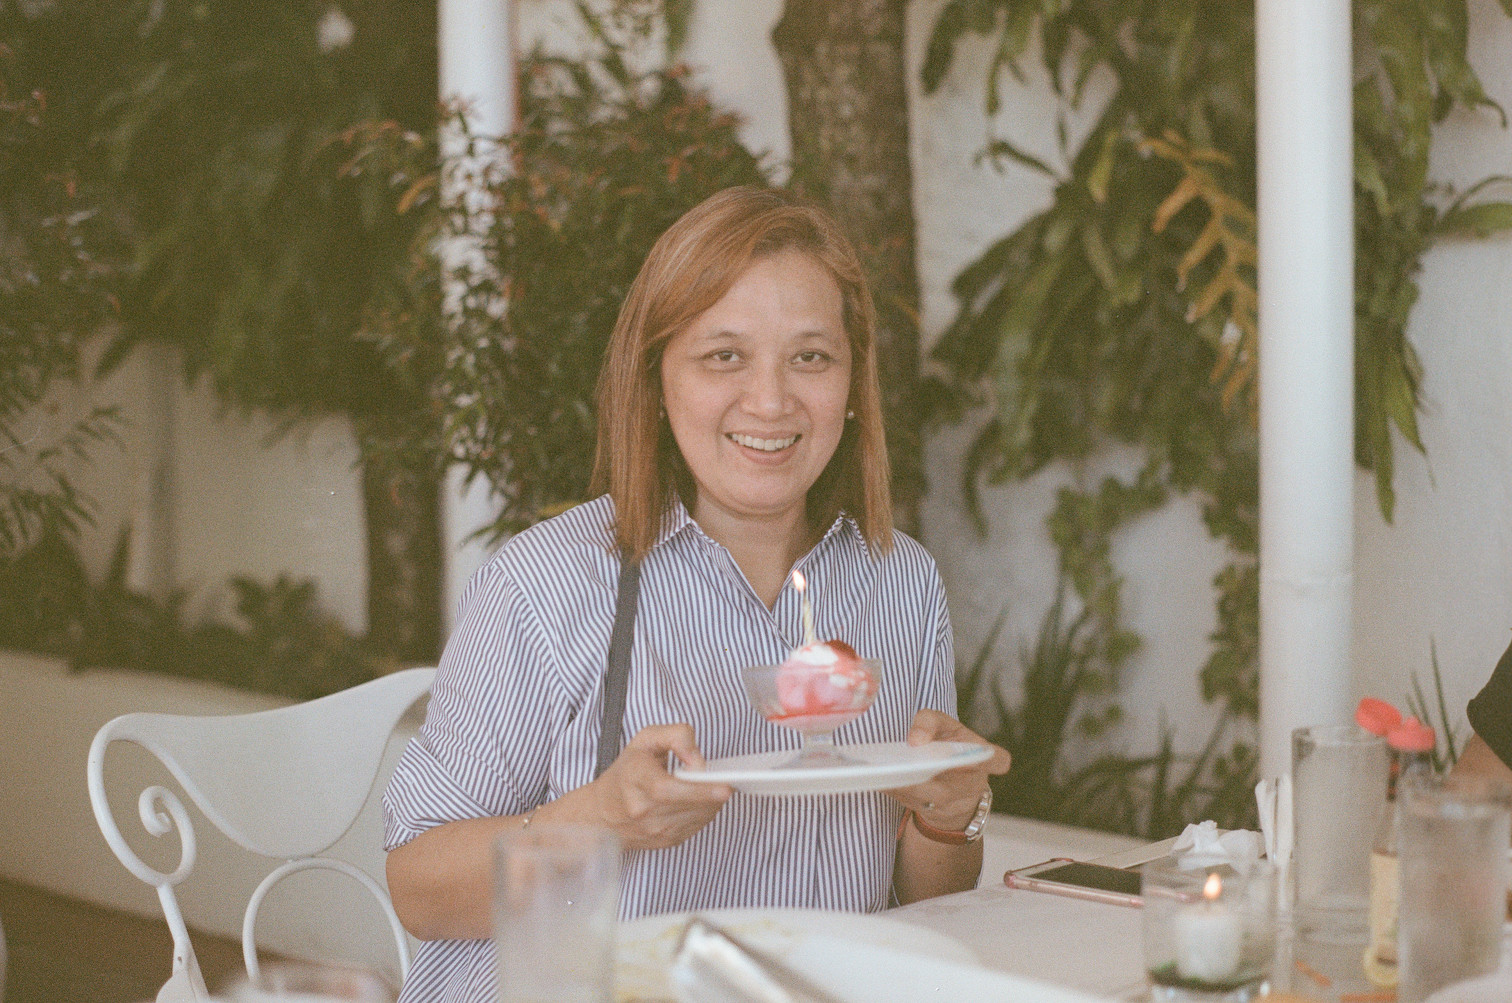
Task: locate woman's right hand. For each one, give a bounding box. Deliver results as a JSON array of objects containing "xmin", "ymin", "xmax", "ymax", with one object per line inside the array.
[{"xmin": 586, "ymin": 723, "xmax": 733, "ymax": 850}]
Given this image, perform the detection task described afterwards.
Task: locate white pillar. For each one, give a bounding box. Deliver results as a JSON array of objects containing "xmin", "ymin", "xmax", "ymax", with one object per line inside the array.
[
  {"xmin": 1256, "ymin": 0, "xmax": 1356, "ymax": 777},
  {"xmin": 437, "ymin": 0, "xmax": 513, "ymax": 627}
]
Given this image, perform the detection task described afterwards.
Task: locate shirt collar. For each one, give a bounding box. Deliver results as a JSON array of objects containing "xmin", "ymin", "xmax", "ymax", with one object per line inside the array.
[
  {"xmin": 651, "ymin": 495, "xmax": 866, "ymax": 560},
  {"xmin": 651, "ymin": 494, "xmax": 698, "ymax": 551}
]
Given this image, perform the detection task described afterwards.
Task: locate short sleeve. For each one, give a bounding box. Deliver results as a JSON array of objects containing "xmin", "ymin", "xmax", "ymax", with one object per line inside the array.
[
  {"xmin": 918, "ymin": 567, "xmax": 958, "ymax": 719},
  {"xmin": 382, "ymin": 563, "xmax": 569, "ymax": 850},
  {"xmin": 1467, "ymin": 638, "xmax": 1512, "ymax": 770}
]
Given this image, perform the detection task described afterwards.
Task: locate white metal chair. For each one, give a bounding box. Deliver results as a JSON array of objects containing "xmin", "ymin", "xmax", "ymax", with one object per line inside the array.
[{"xmin": 87, "ymin": 667, "xmax": 435, "ymax": 1002}]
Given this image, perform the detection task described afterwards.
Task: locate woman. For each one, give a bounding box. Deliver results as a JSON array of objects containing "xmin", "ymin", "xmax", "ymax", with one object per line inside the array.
[{"xmin": 383, "ymin": 186, "xmax": 1010, "ymax": 1001}]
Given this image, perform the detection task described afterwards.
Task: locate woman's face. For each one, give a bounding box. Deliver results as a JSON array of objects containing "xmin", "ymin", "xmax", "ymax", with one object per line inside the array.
[{"xmin": 660, "ymin": 250, "xmax": 852, "ymax": 534}]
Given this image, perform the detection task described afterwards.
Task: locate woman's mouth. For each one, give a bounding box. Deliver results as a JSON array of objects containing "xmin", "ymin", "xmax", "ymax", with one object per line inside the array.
[{"xmin": 727, "ymin": 432, "xmax": 800, "ymax": 452}]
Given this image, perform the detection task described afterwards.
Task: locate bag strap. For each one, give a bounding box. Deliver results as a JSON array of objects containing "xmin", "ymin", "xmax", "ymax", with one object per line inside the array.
[{"xmin": 595, "ymin": 553, "xmax": 641, "ymax": 778}]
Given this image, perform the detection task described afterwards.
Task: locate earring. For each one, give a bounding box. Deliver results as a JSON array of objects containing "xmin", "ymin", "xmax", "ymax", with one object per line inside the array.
[{"xmin": 845, "ymin": 409, "xmax": 855, "ymax": 420}]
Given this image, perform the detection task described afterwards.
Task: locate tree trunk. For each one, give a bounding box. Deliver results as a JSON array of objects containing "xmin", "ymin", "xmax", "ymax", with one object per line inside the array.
[
  {"xmin": 772, "ymin": 0, "xmax": 923, "ymax": 533},
  {"xmin": 360, "ymin": 434, "xmax": 443, "ymax": 668}
]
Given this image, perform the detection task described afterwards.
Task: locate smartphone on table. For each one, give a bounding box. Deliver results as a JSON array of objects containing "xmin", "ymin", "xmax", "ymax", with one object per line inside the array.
[{"xmin": 1004, "ymin": 857, "xmax": 1144, "ymax": 908}]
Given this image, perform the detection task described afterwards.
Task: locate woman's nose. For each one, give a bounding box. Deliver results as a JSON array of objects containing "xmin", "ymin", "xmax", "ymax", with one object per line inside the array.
[{"xmin": 742, "ymin": 360, "xmax": 790, "ymax": 417}]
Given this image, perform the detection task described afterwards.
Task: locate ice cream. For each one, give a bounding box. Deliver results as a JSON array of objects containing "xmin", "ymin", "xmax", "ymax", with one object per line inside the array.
[{"xmin": 767, "ymin": 639, "xmax": 878, "ymax": 733}]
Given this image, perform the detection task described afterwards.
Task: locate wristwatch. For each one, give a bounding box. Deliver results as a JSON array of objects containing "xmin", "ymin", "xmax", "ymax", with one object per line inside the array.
[{"xmin": 908, "ymin": 787, "xmax": 993, "ymax": 845}]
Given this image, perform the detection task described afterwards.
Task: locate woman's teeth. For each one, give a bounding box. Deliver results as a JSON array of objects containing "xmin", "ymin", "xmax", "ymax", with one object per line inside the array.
[{"xmin": 729, "ymin": 433, "xmax": 799, "ymax": 452}]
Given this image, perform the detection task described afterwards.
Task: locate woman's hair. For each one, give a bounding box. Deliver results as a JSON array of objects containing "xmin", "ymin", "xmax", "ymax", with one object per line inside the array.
[{"xmin": 591, "ymin": 185, "xmax": 892, "ymax": 560}]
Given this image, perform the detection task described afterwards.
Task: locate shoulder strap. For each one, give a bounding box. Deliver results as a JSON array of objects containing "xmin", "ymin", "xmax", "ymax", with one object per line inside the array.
[{"xmin": 595, "ymin": 553, "xmax": 641, "ymax": 778}]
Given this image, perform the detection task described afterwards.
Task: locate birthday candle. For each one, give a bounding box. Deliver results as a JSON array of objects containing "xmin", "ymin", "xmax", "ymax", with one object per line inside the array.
[{"xmin": 792, "ymin": 570, "xmax": 816, "ymax": 645}]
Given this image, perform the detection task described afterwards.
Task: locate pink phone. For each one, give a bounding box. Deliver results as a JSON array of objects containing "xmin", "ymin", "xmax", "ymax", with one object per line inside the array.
[{"xmin": 1004, "ymin": 857, "xmax": 1144, "ymax": 908}]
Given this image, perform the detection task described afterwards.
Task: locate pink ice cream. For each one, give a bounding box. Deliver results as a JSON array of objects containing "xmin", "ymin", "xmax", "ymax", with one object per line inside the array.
[{"xmin": 768, "ymin": 640, "xmax": 878, "ymax": 732}]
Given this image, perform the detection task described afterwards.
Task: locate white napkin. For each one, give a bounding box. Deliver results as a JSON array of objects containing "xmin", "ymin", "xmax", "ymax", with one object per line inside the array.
[
  {"xmin": 1171, "ymin": 820, "xmax": 1264, "ymax": 874},
  {"xmin": 1254, "ymin": 773, "xmax": 1293, "ymax": 866}
]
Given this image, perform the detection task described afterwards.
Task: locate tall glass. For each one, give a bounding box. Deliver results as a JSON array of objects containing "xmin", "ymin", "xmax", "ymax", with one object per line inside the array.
[
  {"xmin": 1396, "ymin": 775, "xmax": 1511, "ymax": 1003},
  {"xmin": 1291, "ymin": 724, "xmax": 1389, "ymax": 941},
  {"xmin": 493, "ymin": 823, "xmax": 621, "ymax": 1003}
]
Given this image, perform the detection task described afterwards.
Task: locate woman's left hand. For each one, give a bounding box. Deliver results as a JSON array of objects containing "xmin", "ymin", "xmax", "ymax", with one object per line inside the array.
[{"xmin": 886, "ymin": 709, "xmax": 1011, "ymax": 833}]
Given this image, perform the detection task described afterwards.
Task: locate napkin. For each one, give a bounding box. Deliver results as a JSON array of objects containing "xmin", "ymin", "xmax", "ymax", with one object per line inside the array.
[
  {"xmin": 1254, "ymin": 773, "xmax": 1293, "ymax": 867},
  {"xmin": 1171, "ymin": 819, "xmax": 1264, "ymax": 874}
]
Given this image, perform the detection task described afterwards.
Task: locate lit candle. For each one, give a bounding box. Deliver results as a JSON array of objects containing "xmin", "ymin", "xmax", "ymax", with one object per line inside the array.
[
  {"xmin": 1173, "ymin": 873, "xmax": 1244, "ymax": 984},
  {"xmin": 792, "ymin": 570, "xmax": 816, "ymax": 645}
]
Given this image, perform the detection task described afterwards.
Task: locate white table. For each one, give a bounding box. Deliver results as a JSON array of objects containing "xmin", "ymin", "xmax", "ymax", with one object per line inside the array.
[{"xmin": 893, "ymin": 816, "xmax": 1163, "ymax": 999}]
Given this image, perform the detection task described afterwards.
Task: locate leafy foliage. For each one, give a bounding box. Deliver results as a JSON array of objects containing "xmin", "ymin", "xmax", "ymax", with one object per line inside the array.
[
  {"xmin": 925, "ymin": 1, "xmax": 1511, "ymax": 831},
  {"xmin": 365, "ymin": 13, "xmax": 767, "ymax": 537},
  {"xmin": 0, "ymin": 43, "xmax": 124, "ymax": 557},
  {"xmin": 69, "ymin": 0, "xmax": 442, "ymax": 431},
  {"xmin": 0, "ymin": 527, "xmax": 381, "ymax": 700}
]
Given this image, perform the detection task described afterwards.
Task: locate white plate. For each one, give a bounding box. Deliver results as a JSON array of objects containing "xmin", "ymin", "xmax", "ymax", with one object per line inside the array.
[
  {"xmin": 673, "ymin": 741, "xmax": 992, "ymax": 795},
  {"xmin": 615, "ymin": 906, "xmax": 976, "ymax": 1003},
  {"xmin": 614, "ymin": 907, "xmax": 1110, "ymax": 1003}
]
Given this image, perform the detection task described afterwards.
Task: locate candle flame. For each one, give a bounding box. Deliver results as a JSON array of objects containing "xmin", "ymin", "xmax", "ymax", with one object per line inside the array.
[
  {"xmin": 1203, "ymin": 873, "xmax": 1223, "ymax": 901},
  {"xmin": 792, "ymin": 570, "xmax": 807, "ymax": 592}
]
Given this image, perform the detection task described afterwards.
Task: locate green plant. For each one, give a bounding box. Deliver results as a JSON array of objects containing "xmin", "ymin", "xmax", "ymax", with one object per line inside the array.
[
  {"xmin": 365, "ymin": 9, "xmax": 767, "ymax": 538},
  {"xmin": 0, "ymin": 44, "xmax": 124, "ymax": 556},
  {"xmin": 4, "ymin": 0, "xmax": 448, "ymax": 663},
  {"xmin": 1405, "ymin": 640, "xmax": 1462, "ymax": 773},
  {"xmin": 0, "ymin": 526, "xmax": 381, "ymax": 700},
  {"xmin": 925, "ymin": 1, "xmax": 1512, "ymax": 834}
]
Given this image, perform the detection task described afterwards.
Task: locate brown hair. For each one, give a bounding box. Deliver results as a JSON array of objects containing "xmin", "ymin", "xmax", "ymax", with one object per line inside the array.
[{"xmin": 590, "ymin": 186, "xmax": 892, "ymax": 560}]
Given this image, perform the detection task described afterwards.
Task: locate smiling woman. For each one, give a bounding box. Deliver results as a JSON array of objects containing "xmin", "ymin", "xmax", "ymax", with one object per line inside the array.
[
  {"xmin": 660, "ymin": 251, "xmax": 853, "ymax": 604},
  {"xmin": 379, "ymin": 187, "xmax": 1010, "ymax": 1003}
]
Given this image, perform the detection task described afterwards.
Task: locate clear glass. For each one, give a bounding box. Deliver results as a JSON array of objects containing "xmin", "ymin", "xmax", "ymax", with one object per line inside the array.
[
  {"xmin": 1142, "ymin": 859, "xmax": 1276, "ymax": 1001},
  {"xmin": 1291, "ymin": 724, "xmax": 1389, "ymax": 941},
  {"xmin": 1396, "ymin": 775, "xmax": 1511, "ymax": 1003},
  {"xmin": 740, "ymin": 658, "xmax": 879, "ymax": 766},
  {"xmin": 221, "ymin": 963, "xmax": 395, "ymax": 1002},
  {"xmin": 493, "ymin": 822, "xmax": 621, "ymax": 1003}
]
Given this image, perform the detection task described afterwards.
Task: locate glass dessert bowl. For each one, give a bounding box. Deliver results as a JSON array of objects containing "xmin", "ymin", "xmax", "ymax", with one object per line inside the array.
[{"xmin": 741, "ymin": 640, "xmax": 879, "ymax": 766}]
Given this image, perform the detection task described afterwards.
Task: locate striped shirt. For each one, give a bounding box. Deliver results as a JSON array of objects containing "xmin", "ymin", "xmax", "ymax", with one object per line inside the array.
[{"xmin": 382, "ymin": 494, "xmax": 956, "ymax": 1003}]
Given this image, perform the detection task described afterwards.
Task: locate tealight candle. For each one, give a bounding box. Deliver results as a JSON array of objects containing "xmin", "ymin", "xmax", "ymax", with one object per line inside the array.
[
  {"xmin": 1173, "ymin": 872, "xmax": 1244, "ymax": 984},
  {"xmin": 792, "ymin": 570, "xmax": 816, "ymax": 645}
]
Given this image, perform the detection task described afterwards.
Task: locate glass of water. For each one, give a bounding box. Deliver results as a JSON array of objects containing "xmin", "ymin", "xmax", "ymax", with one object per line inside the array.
[
  {"xmin": 494, "ymin": 822, "xmax": 621, "ymax": 1003},
  {"xmin": 1291, "ymin": 724, "xmax": 1389, "ymax": 941},
  {"xmin": 1396, "ymin": 775, "xmax": 1511, "ymax": 1003}
]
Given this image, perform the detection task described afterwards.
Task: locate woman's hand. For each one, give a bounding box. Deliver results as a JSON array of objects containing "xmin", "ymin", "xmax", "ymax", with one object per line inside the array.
[
  {"xmin": 887, "ymin": 709, "xmax": 1011, "ymax": 832},
  {"xmin": 586, "ymin": 723, "xmax": 733, "ymax": 850}
]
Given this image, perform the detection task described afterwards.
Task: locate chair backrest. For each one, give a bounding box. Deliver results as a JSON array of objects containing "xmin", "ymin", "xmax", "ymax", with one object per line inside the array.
[{"xmin": 87, "ymin": 667, "xmax": 436, "ymax": 1002}]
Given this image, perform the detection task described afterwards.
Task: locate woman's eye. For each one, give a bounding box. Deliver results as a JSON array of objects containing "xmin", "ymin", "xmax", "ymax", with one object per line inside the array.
[
  {"xmin": 795, "ymin": 350, "xmax": 831, "ymax": 366},
  {"xmin": 709, "ymin": 350, "xmax": 739, "ymax": 364}
]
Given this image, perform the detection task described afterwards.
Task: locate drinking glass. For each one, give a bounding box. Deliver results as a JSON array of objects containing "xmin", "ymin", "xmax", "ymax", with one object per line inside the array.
[
  {"xmin": 1142, "ymin": 859, "xmax": 1276, "ymax": 1001},
  {"xmin": 1396, "ymin": 775, "xmax": 1511, "ymax": 1003},
  {"xmin": 1291, "ymin": 724, "xmax": 1389, "ymax": 940},
  {"xmin": 493, "ymin": 823, "xmax": 621, "ymax": 1003},
  {"xmin": 222, "ymin": 963, "xmax": 395, "ymax": 1002},
  {"xmin": 740, "ymin": 658, "xmax": 878, "ymax": 766}
]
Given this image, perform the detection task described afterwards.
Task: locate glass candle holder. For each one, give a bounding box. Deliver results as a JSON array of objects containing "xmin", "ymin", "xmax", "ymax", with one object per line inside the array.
[{"xmin": 1143, "ymin": 859, "xmax": 1276, "ymax": 1001}]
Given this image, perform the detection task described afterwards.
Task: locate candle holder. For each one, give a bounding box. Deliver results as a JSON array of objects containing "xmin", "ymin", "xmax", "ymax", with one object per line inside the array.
[{"xmin": 1142, "ymin": 859, "xmax": 1276, "ymax": 1001}]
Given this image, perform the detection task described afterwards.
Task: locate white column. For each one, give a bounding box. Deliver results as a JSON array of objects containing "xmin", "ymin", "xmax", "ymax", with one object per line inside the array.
[
  {"xmin": 1256, "ymin": 0, "xmax": 1356, "ymax": 777},
  {"xmin": 437, "ymin": 0, "xmax": 513, "ymax": 627}
]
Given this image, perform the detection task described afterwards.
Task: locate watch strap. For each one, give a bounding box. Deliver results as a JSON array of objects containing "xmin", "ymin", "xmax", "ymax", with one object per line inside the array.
[{"xmin": 900, "ymin": 788, "xmax": 993, "ymax": 845}]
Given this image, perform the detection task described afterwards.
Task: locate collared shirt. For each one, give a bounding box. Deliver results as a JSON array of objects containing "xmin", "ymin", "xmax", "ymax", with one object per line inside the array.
[{"xmin": 383, "ymin": 494, "xmax": 956, "ymax": 1003}]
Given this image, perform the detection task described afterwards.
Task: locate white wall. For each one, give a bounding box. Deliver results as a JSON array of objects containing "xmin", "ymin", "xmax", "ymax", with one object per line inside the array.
[
  {"xmin": 20, "ymin": 0, "xmax": 1512, "ymax": 761},
  {"xmin": 28, "ymin": 345, "xmax": 368, "ymax": 633},
  {"xmin": 1351, "ymin": 0, "xmax": 1512, "ymax": 726}
]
